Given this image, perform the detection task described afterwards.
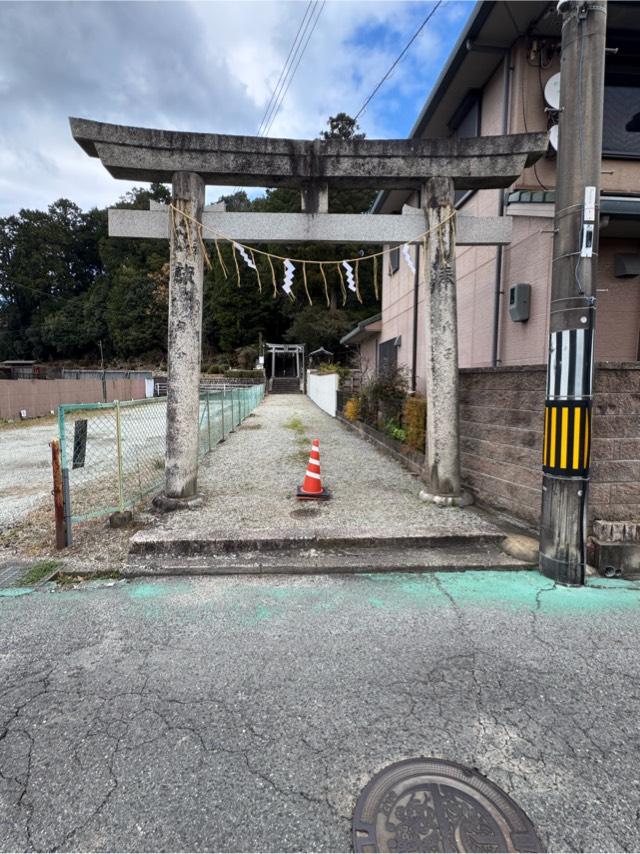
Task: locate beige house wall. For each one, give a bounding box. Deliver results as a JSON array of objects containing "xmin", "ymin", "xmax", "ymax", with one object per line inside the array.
[
  {"xmin": 358, "ymin": 337, "xmax": 379, "ymax": 379},
  {"xmin": 380, "ymin": 191, "xmax": 427, "ymax": 393},
  {"xmin": 510, "ymin": 39, "xmax": 638, "ymax": 194},
  {"xmin": 378, "ymin": 34, "xmax": 640, "ymax": 379},
  {"xmin": 456, "ymin": 191, "xmax": 500, "ymax": 368}
]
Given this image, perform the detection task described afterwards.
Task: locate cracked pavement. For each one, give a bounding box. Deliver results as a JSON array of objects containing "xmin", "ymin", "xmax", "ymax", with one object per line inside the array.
[{"xmin": 1, "ymin": 570, "xmax": 640, "ymax": 852}]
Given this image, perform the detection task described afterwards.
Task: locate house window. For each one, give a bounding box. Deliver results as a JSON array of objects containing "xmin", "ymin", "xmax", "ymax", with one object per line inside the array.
[
  {"xmin": 603, "ymin": 76, "xmax": 640, "ymax": 158},
  {"xmin": 449, "ymin": 90, "xmax": 481, "ymax": 139},
  {"xmin": 449, "ymin": 90, "xmax": 481, "ymax": 204},
  {"xmin": 389, "ymin": 246, "xmax": 400, "ymax": 275},
  {"xmin": 378, "ymin": 337, "xmax": 399, "ymax": 372}
]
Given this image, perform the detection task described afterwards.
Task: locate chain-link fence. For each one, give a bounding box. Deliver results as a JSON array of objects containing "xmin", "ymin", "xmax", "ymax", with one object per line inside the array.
[{"xmin": 57, "ymin": 384, "xmax": 264, "ymax": 539}]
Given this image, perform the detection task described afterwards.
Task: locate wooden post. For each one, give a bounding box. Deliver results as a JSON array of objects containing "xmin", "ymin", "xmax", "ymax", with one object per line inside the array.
[
  {"xmin": 420, "ymin": 177, "xmax": 471, "ymax": 507},
  {"xmin": 50, "ymin": 438, "xmax": 66, "ymax": 550}
]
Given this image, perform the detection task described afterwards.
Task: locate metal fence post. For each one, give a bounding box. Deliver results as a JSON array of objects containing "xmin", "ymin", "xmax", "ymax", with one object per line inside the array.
[
  {"xmin": 220, "ymin": 388, "xmax": 225, "ymax": 440},
  {"xmin": 115, "ymin": 400, "xmax": 125, "ymax": 512},
  {"xmin": 230, "ymin": 387, "xmax": 235, "ymax": 432},
  {"xmin": 57, "ymin": 405, "xmax": 73, "ymax": 546},
  {"xmin": 206, "ymin": 391, "xmax": 212, "ymax": 452}
]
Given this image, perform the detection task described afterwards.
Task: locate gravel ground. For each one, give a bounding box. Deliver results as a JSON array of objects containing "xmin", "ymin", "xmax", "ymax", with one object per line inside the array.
[
  {"xmin": 0, "ymin": 420, "xmax": 57, "ymax": 532},
  {"xmin": 133, "ymin": 395, "xmax": 503, "ymax": 549},
  {"xmin": 1, "ymin": 570, "xmax": 640, "ymax": 852}
]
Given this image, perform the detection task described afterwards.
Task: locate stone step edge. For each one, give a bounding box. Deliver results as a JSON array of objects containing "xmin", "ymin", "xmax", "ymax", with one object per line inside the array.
[
  {"xmin": 129, "ymin": 532, "xmax": 506, "ymax": 556},
  {"xmin": 123, "ymin": 557, "xmax": 530, "ymax": 578}
]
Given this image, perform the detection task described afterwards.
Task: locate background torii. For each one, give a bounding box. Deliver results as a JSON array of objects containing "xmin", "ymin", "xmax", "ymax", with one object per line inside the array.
[{"xmin": 70, "ymin": 118, "xmax": 547, "ymax": 507}]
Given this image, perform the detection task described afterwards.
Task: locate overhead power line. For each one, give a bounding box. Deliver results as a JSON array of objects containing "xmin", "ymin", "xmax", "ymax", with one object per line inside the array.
[
  {"xmin": 353, "ymin": 0, "xmax": 442, "ymax": 122},
  {"xmin": 230, "ymin": 2, "xmax": 322, "ymax": 195},
  {"xmin": 262, "ymin": 1, "xmax": 325, "ymax": 137},
  {"xmin": 257, "ymin": 1, "xmax": 315, "ymax": 137}
]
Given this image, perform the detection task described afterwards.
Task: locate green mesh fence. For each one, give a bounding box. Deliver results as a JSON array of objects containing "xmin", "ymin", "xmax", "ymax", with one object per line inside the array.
[{"xmin": 58, "ymin": 384, "xmax": 264, "ymax": 529}]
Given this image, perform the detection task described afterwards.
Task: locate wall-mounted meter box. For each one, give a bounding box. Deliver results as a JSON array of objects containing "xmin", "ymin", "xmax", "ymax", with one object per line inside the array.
[{"xmin": 509, "ymin": 283, "xmax": 531, "ymax": 322}]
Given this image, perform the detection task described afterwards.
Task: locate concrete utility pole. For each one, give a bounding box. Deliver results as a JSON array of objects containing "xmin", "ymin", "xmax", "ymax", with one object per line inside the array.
[
  {"xmin": 164, "ymin": 171, "xmax": 205, "ymax": 502},
  {"xmin": 420, "ymin": 177, "xmax": 470, "ymax": 507},
  {"xmin": 540, "ymin": 0, "xmax": 607, "ymax": 584}
]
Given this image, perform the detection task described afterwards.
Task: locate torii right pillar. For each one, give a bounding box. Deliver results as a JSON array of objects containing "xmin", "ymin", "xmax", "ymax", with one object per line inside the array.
[{"xmin": 419, "ymin": 176, "xmax": 471, "ymax": 507}]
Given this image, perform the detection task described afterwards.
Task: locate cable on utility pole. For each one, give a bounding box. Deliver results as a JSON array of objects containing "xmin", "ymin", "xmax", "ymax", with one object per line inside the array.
[{"xmin": 539, "ymin": 0, "xmax": 607, "ymax": 586}]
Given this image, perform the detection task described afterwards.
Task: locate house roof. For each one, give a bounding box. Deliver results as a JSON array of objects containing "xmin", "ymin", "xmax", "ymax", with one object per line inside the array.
[
  {"xmin": 340, "ymin": 313, "xmax": 382, "ymax": 346},
  {"xmin": 372, "ymin": 0, "xmax": 640, "ymax": 215}
]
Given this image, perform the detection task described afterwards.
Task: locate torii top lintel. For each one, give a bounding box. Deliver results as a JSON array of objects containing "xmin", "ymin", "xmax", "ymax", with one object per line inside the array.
[{"xmin": 69, "ymin": 118, "xmax": 547, "ymax": 192}]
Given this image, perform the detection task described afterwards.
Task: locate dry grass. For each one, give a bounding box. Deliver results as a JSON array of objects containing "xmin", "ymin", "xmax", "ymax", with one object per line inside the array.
[
  {"xmin": 0, "ymin": 497, "xmax": 145, "ymax": 575},
  {"xmin": 0, "ymin": 414, "xmax": 57, "ymax": 432}
]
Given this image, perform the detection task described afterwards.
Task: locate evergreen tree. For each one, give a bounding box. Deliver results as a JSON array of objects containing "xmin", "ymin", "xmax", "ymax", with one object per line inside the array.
[{"xmin": 0, "ymin": 118, "xmax": 381, "ymax": 364}]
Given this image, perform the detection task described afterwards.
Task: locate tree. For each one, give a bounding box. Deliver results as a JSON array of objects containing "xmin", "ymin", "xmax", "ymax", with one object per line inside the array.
[
  {"xmin": 100, "ymin": 185, "xmax": 171, "ymax": 361},
  {"xmin": 0, "ymin": 200, "xmax": 108, "ymax": 359},
  {"xmin": 284, "ymin": 305, "xmax": 353, "ymax": 354},
  {"xmin": 320, "ymin": 113, "xmax": 365, "ymax": 141}
]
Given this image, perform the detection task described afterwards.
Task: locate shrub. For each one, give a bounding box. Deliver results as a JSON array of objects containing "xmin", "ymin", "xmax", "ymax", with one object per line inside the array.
[
  {"xmin": 385, "ymin": 418, "xmax": 406, "ymax": 443},
  {"xmin": 344, "ymin": 397, "xmax": 360, "ymax": 422},
  {"xmin": 236, "ymin": 346, "xmax": 259, "ymax": 369},
  {"xmin": 403, "ymin": 395, "xmax": 426, "ymax": 452},
  {"xmin": 317, "ymin": 362, "xmax": 349, "ymax": 378},
  {"xmin": 358, "ymin": 366, "xmax": 408, "ymax": 429},
  {"xmin": 208, "ymin": 364, "xmax": 225, "ymax": 374},
  {"xmin": 224, "ymin": 368, "xmax": 264, "ymax": 379}
]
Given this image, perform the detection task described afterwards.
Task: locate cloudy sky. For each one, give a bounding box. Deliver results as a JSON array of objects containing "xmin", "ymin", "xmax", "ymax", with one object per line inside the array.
[{"xmin": 0, "ymin": 0, "xmax": 473, "ymax": 216}]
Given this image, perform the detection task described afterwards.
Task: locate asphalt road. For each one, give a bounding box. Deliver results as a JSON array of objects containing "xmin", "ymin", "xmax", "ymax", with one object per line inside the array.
[{"xmin": 1, "ymin": 570, "xmax": 640, "ymax": 853}]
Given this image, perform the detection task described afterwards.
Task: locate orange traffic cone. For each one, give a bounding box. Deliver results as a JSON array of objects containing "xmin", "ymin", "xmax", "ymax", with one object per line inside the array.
[{"xmin": 297, "ymin": 438, "xmax": 331, "ymax": 500}]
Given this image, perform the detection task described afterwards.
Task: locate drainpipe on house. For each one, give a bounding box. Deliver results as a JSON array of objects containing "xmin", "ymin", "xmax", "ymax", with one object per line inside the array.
[
  {"xmin": 491, "ymin": 50, "xmax": 513, "ymax": 367},
  {"xmin": 411, "ymin": 189, "xmax": 422, "ymax": 391}
]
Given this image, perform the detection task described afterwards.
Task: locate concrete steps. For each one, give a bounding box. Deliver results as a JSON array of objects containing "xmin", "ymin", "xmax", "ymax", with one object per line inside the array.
[
  {"xmin": 125, "ymin": 533, "xmax": 531, "ymax": 577},
  {"xmin": 270, "ymin": 378, "xmax": 301, "ymax": 394}
]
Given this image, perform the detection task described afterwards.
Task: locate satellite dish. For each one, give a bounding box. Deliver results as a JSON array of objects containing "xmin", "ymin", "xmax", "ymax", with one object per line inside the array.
[
  {"xmin": 549, "ymin": 124, "xmax": 559, "ymax": 150},
  {"xmin": 544, "ymin": 73, "xmax": 561, "ymax": 110}
]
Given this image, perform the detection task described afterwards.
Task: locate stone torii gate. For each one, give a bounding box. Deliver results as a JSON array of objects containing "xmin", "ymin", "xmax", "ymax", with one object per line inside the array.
[{"xmin": 70, "ymin": 118, "xmax": 546, "ymax": 508}]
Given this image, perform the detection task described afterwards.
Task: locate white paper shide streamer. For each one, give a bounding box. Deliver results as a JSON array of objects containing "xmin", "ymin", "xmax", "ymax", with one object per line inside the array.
[
  {"xmin": 342, "ymin": 260, "xmax": 357, "ymax": 292},
  {"xmin": 283, "ymin": 259, "xmax": 295, "ymax": 295},
  {"xmin": 402, "ymin": 243, "xmax": 416, "ymax": 274},
  {"xmin": 234, "ymin": 243, "xmax": 256, "ymax": 270}
]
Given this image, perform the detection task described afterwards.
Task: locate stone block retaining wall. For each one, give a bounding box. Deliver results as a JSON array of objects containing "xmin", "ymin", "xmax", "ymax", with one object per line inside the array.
[{"xmin": 459, "ymin": 364, "xmax": 640, "ymax": 527}]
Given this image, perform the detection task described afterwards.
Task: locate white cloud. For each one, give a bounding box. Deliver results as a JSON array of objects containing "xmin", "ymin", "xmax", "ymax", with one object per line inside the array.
[{"xmin": 0, "ymin": 0, "xmax": 472, "ymax": 216}]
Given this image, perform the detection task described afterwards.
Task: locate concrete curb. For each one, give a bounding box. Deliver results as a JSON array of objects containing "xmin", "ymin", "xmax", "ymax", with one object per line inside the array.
[{"xmin": 129, "ymin": 531, "xmax": 506, "ymax": 556}]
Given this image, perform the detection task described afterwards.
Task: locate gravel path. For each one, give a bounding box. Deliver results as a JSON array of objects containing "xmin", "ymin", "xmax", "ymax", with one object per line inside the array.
[{"xmin": 135, "ymin": 394, "xmax": 503, "ymax": 546}]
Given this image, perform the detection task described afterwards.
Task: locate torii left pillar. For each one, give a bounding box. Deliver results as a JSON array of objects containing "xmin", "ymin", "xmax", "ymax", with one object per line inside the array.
[
  {"xmin": 161, "ymin": 171, "xmax": 205, "ymax": 506},
  {"xmin": 419, "ymin": 176, "xmax": 471, "ymax": 507}
]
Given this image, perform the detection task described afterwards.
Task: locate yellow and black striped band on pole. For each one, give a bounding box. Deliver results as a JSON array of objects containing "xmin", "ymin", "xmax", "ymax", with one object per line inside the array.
[{"xmin": 542, "ymin": 400, "xmax": 591, "ymax": 477}]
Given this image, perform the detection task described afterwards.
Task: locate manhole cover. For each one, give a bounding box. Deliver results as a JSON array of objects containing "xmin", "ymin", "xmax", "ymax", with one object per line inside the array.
[
  {"xmin": 353, "ymin": 758, "xmax": 544, "ymax": 853},
  {"xmin": 290, "ymin": 507, "xmax": 321, "ymax": 519}
]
